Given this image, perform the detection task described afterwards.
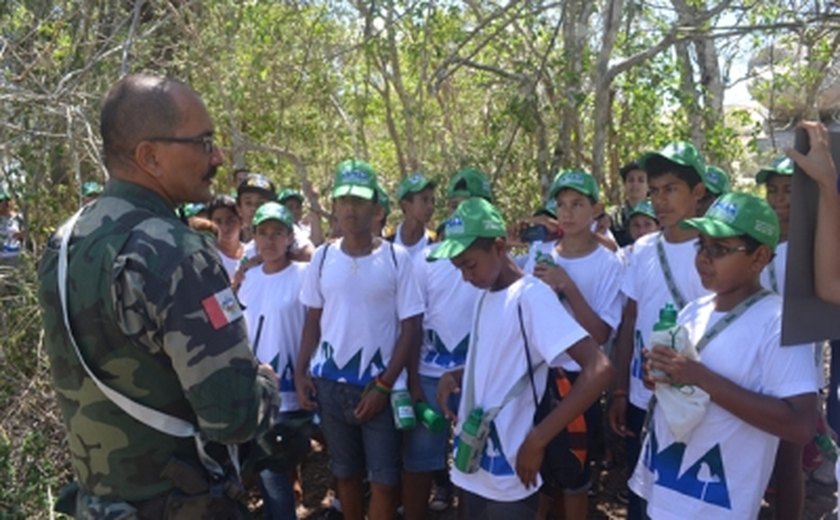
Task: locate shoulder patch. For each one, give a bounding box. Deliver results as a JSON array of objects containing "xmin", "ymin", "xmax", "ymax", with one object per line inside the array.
[{"xmin": 201, "ymin": 287, "xmax": 243, "ymax": 329}]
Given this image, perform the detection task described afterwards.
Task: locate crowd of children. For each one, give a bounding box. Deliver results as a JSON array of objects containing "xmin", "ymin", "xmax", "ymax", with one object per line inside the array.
[{"xmin": 189, "ymin": 125, "xmax": 836, "ymax": 520}]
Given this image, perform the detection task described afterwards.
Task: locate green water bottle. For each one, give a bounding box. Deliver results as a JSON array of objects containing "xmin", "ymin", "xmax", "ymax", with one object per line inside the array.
[
  {"xmin": 391, "ymin": 389, "xmax": 417, "ymax": 430},
  {"xmin": 415, "ymin": 402, "xmax": 446, "ymax": 433},
  {"xmin": 454, "ymin": 408, "xmax": 484, "ymax": 473}
]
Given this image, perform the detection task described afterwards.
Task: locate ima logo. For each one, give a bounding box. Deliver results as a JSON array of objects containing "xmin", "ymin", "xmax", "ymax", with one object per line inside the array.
[{"xmin": 642, "ymin": 430, "xmax": 731, "ymax": 509}]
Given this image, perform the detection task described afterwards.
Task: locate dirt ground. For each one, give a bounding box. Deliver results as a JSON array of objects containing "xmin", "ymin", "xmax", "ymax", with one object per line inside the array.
[{"xmin": 281, "ymin": 436, "xmax": 837, "ymax": 520}]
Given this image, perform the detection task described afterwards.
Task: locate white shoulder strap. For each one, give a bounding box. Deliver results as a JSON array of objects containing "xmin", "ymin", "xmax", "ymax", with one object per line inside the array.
[{"xmin": 58, "ymin": 208, "xmax": 196, "ymax": 438}]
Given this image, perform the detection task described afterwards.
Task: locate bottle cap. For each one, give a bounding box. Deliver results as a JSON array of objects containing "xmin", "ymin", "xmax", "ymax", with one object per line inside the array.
[{"xmin": 654, "ymin": 303, "xmax": 678, "ymax": 330}]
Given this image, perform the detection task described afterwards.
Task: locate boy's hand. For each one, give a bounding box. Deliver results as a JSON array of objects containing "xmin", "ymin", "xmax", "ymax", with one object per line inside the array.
[
  {"xmin": 515, "ymin": 430, "xmax": 545, "ymax": 489},
  {"xmin": 786, "ymin": 121, "xmax": 837, "ymax": 191},
  {"xmin": 647, "ymin": 346, "xmax": 705, "ymax": 387},
  {"xmin": 408, "ymin": 377, "xmax": 425, "ymax": 404},
  {"xmin": 354, "ymin": 390, "xmax": 387, "ymax": 422},
  {"xmin": 534, "ymin": 263, "xmax": 573, "ymax": 295},
  {"xmin": 436, "ymin": 371, "xmax": 461, "ymax": 421},
  {"xmin": 294, "ymin": 371, "xmax": 318, "ymax": 411}
]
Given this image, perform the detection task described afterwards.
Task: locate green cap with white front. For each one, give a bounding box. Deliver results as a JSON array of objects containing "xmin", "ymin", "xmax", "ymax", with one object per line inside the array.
[
  {"xmin": 396, "ymin": 173, "xmax": 436, "ymax": 200},
  {"xmin": 639, "ymin": 141, "xmax": 706, "ymax": 180},
  {"xmin": 376, "ymin": 183, "xmax": 391, "ymax": 215},
  {"xmin": 427, "ymin": 198, "xmax": 507, "ymax": 261},
  {"xmin": 332, "ymin": 159, "xmax": 378, "ymax": 200},
  {"xmin": 446, "ymin": 167, "xmax": 492, "ymax": 201},
  {"xmin": 629, "ymin": 199, "xmax": 657, "ymax": 221},
  {"xmin": 277, "ymin": 188, "xmax": 304, "ymax": 203},
  {"xmin": 548, "ymin": 169, "xmax": 600, "ymax": 201},
  {"xmin": 680, "ymin": 192, "xmax": 780, "ymax": 250},
  {"xmin": 755, "ymin": 156, "xmax": 794, "ymax": 184},
  {"xmin": 252, "ymin": 201, "xmax": 294, "ymax": 229},
  {"xmin": 704, "ymin": 166, "xmax": 731, "ymax": 195}
]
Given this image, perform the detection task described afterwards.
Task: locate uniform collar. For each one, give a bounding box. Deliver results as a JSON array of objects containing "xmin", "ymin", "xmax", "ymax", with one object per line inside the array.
[{"xmin": 102, "ymin": 179, "xmax": 178, "ymax": 218}]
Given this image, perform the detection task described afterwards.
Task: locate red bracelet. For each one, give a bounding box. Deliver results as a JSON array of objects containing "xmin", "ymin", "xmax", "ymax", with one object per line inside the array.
[{"xmin": 374, "ymin": 377, "xmax": 392, "ymax": 394}]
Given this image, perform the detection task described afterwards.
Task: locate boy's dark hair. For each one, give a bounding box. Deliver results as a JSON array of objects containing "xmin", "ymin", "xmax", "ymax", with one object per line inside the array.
[
  {"xmin": 739, "ymin": 234, "xmax": 763, "ymax": 254},
  {"xmin": 644, "ymin": 156, "xmax": 703, "ymax": 188},
  {"xmin": 619, "ymin": 162, "xmax": 642, "ymax": 182},
  {"xmin": 208, "ymin": 194, "xmax": 239, "ymax": 219},
  {"xmin": 451, "ymin": 178, "xmax": 492, "ymax": 202}
]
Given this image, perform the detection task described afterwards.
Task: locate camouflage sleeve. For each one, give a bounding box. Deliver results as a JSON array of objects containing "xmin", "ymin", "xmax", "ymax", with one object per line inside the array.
[{"xmin": 113, "ymin": 246, "xmax": 278, "ymax": 444}]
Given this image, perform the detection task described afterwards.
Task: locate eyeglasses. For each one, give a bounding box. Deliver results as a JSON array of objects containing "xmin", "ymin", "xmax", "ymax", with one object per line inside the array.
[
  {"xmin": 694, "ymin": 241, "xmax": 749, "ymax": 259},
  {"xmin": 146, "ymin": 134, "xmax": 216, "ymax": 154}
]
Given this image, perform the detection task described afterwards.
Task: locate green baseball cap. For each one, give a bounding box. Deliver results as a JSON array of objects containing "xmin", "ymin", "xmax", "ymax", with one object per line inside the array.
[
  {"xmin": 376, "ymin": 183, "xmax": 391, "ymax": 215},
  {"xmin": 181, "ymin": 202, "xmax": 207, "ymax": 219},
  {"xmin": 640, "ymin": 141, "xmax": 706, "ymax": 180},
  {"xmin": 680, "ymin": 192, "xmax": 780, "ymax": 250},
  {"xmin": 332, "ymin": 159, "xmax": 378, "ymax": 200},
  {"xmin": 704, "ymin": 166, "xmax": 731, "ymax": 195},
  {"xmin": 629, "ymin": 199, "xmax": 657, "ymax": 221},
  {"xmin": 548, "ymin": 169, "xmax": 600, "ymax": 202},
  {"xmin": 535, "ymin": 198, "xmax": 557, "ymax": 218},
  {"xmin": 446, "ymin": 167, "xmax": 492, "ymax": 201},
  {"xmin": 427, "ymin": 198, "xmax": 507, "ymax": 261},
  {"xmin": 277, "ymin": 188, "xmax": 304, "ymax": 203},
  {"xmin": 755, "ymin": 156, "xmax": 794, "ymax": 184},
  {"xmin": 252, "ymin": 201, "xmax": 294, "ymax": 229},
  {"xmin": 396, "ymin": 173, "xmax": 436, "ymax": 200},
  {"xmin": 81, "ymin": 181, "xmax": 103, "ymax": 197}
]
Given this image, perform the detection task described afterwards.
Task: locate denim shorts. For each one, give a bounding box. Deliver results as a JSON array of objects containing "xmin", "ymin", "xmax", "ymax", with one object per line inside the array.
[
  {"xmin": 314, "ymin": 378, "xmax": 401, "ymax": 486},
  {"xmin": 403, "ymin": 374, "xmax": 459, "ymax": 472}
]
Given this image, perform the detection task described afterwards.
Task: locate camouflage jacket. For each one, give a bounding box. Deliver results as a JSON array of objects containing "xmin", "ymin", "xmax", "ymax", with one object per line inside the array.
[{"xmin": 37, "ymin": 179, "xmax": 277, "ymax": 507}]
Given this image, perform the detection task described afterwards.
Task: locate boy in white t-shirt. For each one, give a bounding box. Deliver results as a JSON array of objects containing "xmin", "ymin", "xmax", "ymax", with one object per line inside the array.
[
  {"xmin": 608, "ymin": 142, "xmax": 711, "ymax": 520},
  {"xmin": 294, "ymin": 160, "xmax": 424, "ymax": 520},
  {"xmin": 616, "ymin": 200, "xmax": 660, "ymax": 266},
  {"xmin": 631, "ymin": 192, "xmax": 818, "ymax": 520},
  {"xmin": 524, "ymin": 169, "xmax": 623, "ymax": 519},
  {"xmin": 208, "ymin": 194, "xmax": 245, "ymax": 282},
  {"xmin": 239, "ymin": 202, "xmax": 309, "ymax": 519},
  {"xmin": 386, "ymin": 174, "xmax": 437, "ymax": 257},
  {"xmin": 401, "ymin": 231, "xmax": 481, "ymax": 520},
  {"xmin": 277, "ymin": 188, "xmax": 316, "ymax": 260},
  {"xmin": 432, "ymin": 197, "xmax": 613, "ymax": 518}
]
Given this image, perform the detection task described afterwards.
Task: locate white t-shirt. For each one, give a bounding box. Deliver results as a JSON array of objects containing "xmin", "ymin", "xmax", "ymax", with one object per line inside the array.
[
  {"xmin": 292, "ymin": 223, "xmax": 313, "ymax": 253},
  {"xmin": 451, "ymin": 275, "xmax": 588, "ymax": 502},
  {"xmin": 523, "ymin": 241, "xmax": 623, "ymax": 371},
  {"xmin": 393, "ymin": 223, "xmax": 432, "ymax": 258},
  {"xmin": 414, "ymin": 244, "xmax": 481, "ymax": 378},
  {"xmin": 760, "ymin": 241, "xmax": 787, "ymax": 295},
  {"xmin": 630, "ymin": 293, "xmax": 818, "ymax": 520},
  {"xmin": 216, "ymin": 245, "xmax": 244, "ymax": 281},
  {"xmin": 621, "ymin": 232, "xmax": 710, "ymax": 410},
  {"xmin": 238, "ymin": 262, "xmax": 307, "ymax": 412},
  {"xmin": 299, "ymin": 239, "xmax": 424, "ymax": 387}
]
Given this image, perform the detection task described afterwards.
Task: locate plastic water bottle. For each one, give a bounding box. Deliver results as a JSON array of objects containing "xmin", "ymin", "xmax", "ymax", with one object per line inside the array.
[
  {"xmin": 454, "ymin": 408, "xmax": 485, "ymax": 473},
  {"xmin": 390, "ymin": 389, "xmax": 417, "ymax": 430},
  {"xmin": 415, "ymin": 402, "xmax": 446, "ymax": 433},
  {"xmin": 649, "ymin": 303, "xmax": 690, "ymax": 380}
]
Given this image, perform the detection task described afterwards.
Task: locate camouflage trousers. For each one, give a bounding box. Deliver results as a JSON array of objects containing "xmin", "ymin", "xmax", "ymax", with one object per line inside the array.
[{"xmin": 69, "ymin": 481, "xmax": 249, "ymax": 519}]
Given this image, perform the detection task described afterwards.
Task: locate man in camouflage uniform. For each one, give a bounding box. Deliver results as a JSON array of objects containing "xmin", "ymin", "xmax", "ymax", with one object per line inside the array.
[{"xmin": 37, "ymin": 74, "xmax": 279, "ymax": 519}]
